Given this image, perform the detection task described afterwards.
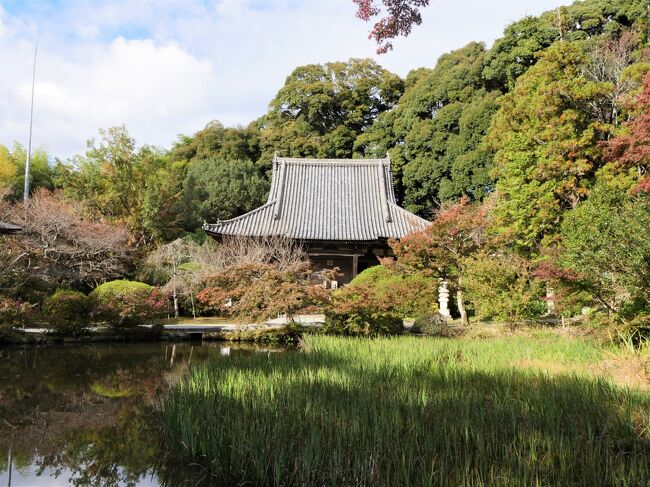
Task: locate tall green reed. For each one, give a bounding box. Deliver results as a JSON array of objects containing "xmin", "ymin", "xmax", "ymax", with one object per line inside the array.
[{"xmin": 158, "ymin": 335, "xmax": 650, "ymax": 486}]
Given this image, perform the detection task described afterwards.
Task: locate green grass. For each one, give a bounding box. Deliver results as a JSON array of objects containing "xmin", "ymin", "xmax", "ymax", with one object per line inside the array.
[
  {"xmin": 161, "ymin": 316, "xmax": 232, "ymax": 325},
  {"xmin": 157, "ymin": 335, "xmax": 650, "ymax": 486}
]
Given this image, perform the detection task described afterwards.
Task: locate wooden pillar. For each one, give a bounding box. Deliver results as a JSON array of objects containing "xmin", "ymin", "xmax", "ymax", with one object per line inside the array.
[{"xmin": 352, "ymin": 255, "xmax": 359, "ymax": 279}]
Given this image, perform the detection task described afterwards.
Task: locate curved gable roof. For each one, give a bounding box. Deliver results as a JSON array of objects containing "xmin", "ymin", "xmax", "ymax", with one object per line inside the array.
[{"xmin": 204, "ymin": 156, "xmax": 429, "ymax": 241}]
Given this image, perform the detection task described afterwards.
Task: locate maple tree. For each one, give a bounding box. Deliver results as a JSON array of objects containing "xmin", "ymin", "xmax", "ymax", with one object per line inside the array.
[
  {"xmin": 353, "ymin": 0, "xmax": 430, "ymax": 54},
  {"xmin": 390, "ymin": 197, "xmax": 492, "ymax": 325},
  {"xmin": 7, "ymin": 189, "xmax": 132, "ymax": 289}
]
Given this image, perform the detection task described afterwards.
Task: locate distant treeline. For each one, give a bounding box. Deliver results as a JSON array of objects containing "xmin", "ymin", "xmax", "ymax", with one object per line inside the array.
[{"xmin": 0, "ymin": 0, "xmax": 648, "ymax": 246}]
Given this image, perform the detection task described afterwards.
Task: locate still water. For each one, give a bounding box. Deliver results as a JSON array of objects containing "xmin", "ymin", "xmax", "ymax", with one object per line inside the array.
[{"xmin": 0, "ymin": 341, "xmax": 279, "ymax": 486}]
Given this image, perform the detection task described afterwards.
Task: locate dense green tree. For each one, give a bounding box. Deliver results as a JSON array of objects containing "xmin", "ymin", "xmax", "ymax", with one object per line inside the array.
[
  {"xmin": 170, "ymin": 120, "xmax": 260, "ymax": 165},
  {"xmin": 61, "ymin": 127, "xmax": 181, "ymax": 242},
  {"xmin": 180, "ymin": 158, "xmax": 269, "ymax": 230},
  {"xmin": 259, "ymin": 58, "xmax": 403, "ymax": 163},
  {"xmin": 487, "ymin": 42, "xmax": 614, "ymax": 252},
  {"xmin": 483, "ymin": 0, "xmax": 647, "ymax": 90},
  {"xmin": 139, "ymin": 160, "xmax": 187, "ymax": 242},
  {"xmin": 0, "ymin": 143, "xmax": 55, "ymax": 200},
  {"xmin": 560, "ymin": 184, "xmax": 650, "ymax": 317},
  {"xmin": 64, "ymin": 126, "xmax": 142, "ymax": 220},
  {"xmin": 356, "ymin": 43, "xmax": 499, "ymax": 215},
  {"xmin": 462, "ymin": 250, "xmax": 545, "ymax": 325}
]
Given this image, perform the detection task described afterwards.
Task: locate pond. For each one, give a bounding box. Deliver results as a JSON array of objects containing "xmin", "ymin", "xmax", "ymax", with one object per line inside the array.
[{"xmin": 0, "ymin": 342, "xmax": 283, "ymax": 486}]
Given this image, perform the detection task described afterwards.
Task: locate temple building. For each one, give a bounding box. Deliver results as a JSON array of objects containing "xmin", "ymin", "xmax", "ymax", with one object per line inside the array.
[{"xmin": 204, "ymin": 156, "xmax": 429, "ymax": 284}]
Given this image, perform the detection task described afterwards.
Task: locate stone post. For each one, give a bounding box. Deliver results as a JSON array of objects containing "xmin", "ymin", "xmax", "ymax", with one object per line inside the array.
[
  {"xmin": 546, "ymin": 288, "xmax": 556, "ymax": 315},
  {"xmin": 438, "ymin": 280, "xmax": 450, "ymax": 318}
]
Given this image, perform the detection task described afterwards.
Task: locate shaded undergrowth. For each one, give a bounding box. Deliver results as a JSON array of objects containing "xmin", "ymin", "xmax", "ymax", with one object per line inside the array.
[{"xmin": 157, "ymin": 336, "xmax": 650, "ymax": 486}]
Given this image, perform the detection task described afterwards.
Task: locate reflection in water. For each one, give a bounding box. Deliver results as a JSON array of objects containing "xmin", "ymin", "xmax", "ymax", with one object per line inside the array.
[{"xmin": 0, "ymin": 342, "xmax": 281, "ymax": 486}]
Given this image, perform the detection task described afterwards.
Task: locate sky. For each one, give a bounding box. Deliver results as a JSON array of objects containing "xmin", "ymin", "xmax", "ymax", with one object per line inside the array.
[{"xmin": 0, "ymin": 0, "xmax": 570, "ymax": 159}]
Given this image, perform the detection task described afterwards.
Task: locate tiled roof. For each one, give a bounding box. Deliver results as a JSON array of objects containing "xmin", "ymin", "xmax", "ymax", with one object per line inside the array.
[
  {"xmin": 0, "ymin": 220, "xmax": 21, "ymax": 235},
  {"xmin": 204, "ymin": 156, "xmax": 429, "ymax": 241}
]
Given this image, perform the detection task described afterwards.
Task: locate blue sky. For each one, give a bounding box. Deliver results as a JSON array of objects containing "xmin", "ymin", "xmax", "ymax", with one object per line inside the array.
[{"xmin": 0, "ymin": 0, "xmax": 570, "ymax": 159}]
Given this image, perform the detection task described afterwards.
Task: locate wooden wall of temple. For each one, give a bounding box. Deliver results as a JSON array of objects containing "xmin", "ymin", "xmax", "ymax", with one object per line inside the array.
[{"xmin": 307, "ymin": 243, "xmax": 393, "ymax": 285}]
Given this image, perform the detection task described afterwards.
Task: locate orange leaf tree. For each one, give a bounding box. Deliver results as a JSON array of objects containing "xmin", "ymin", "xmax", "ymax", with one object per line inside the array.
[{"xmin": 390, "ymin": 196, "xmax": 492, "ymax": 325}]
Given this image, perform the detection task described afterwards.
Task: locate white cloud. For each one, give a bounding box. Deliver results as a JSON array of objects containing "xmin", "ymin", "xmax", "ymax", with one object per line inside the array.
[{"xmin": 0, "ymin": 0, "xmax": 570, "ymax": 159}]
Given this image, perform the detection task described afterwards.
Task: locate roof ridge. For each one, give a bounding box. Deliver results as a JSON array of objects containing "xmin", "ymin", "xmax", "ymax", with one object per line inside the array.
[
  {"xmin": 276, "ymin": 157, "xmax": 389, "ymax": 165},
  {"xmin": 388, "ymin": 202, "xmax": 431, "ymax": 225},
  {"xmin": 273, "ymin": 158, "xmax": 287, "ymax": 220},
  {"xmin": 203, "ymin": 200, "xmax": 277, "ymax": 228}
]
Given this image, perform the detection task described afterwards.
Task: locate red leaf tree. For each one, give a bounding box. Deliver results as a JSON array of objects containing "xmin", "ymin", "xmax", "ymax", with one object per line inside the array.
[
  {"xmin": 390, "ymin": 196, "xmax": 493, "ymax": 325},
  {"xmin": 602, "ymin": 72, "xmax": 650, "ymax": 194},
  {"xmin": 353, "ymin": 0, "xmax": 430, "ymax": 54}
]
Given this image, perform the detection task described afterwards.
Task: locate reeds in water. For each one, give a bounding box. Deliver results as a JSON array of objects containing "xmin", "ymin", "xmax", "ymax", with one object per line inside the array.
[{"xmin": 158, "ymin": 335, "xmax": 650, "ymax": 486}]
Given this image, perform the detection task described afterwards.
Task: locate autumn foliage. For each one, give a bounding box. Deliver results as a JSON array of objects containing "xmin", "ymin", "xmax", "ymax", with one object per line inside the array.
[
  {"xmin": 353, "ymin": 0, "xmax": 430, "ymax": 54},
  {"xmin": 197, "ymin": 262, "xmax": 330, "ymax": 323},
  {"xmin": 7, "ymin": 189, "xmax": 132, "ymax": 289},
  {"xmin": 602, "ymin": 72, "xmax": 650, "ymax": 194}
]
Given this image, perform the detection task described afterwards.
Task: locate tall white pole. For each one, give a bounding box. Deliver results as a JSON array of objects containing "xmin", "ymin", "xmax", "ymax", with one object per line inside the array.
[{"xmin": 24, "ymin": 42, "xmax": 37, "ymax": 204}]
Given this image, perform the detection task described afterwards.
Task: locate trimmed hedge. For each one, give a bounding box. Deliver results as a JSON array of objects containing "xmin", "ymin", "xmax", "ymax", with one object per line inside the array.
[
  {"xmin": 90, "ymin": 280, "xmax": 168, "ymax": 328},
  {"xmin": 43, "ymin": 290, "xmax": 91, "ymax": 335}
]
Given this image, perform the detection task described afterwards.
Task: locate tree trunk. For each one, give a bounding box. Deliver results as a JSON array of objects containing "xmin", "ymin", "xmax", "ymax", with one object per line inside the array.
[
  {"xmin": 171, "ymin": 259, "xmax": 179, "ymax": 318},
  {"xmin": 173, "ymin": 288, "xmax": 179, "ymax": 319},
  {"xmin": 456, "ymin": 286, "xmax": 469, "ymax": 326}
]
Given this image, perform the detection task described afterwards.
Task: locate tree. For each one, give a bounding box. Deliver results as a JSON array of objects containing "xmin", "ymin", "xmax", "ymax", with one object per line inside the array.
[
  {"xmin": 560, "ymin": 184, "xmax": 650, "ymax": 318},
  {"xmin": 353, "ymin": 0, "xmax": 430, "ymax": 54},
  {"xmin": 7, "ymin": 189, "xmax": 132, "ymax": 290},
  {"xmin": 64, "ymin": 126, "xmax": 142, "ymax": 222},
  {"xmin": 259, "ymin": 59, "xmax": 403, "ymax": 162},
  {"xmin": 356, "ymin": 43, "xmax": 498, "ymax": 214},
  {"xmin": 582, "ymin": 30, "xmax": 647, "ymax": 126},
  {"xmin": 62, "ymin": 127, "xmax": 185, "ymax": 242},
  {"xmin": 600, "ymin": 72, "xmax": 650, "ymax": 192},
  {"xmin": 193, "ymin": 237, "xmax": 329, "ymax": 322},
  {"xmin": 0, "ymin": 143, "xmax": 54, "ymax": 200},
  {"xmin": 482, "ymin": 0, "xmax": 648, "ymax": 91},
  {"xmin": 462, "ymin": 251, "xmax": 545, "ymax": 326},
  {"xmin": 170, "ymin": 120, "xmax": 261, "ymax": 166},
  {"xmin": 145, "ymin": 238, "xmax": 198, "ymax": 318},
  {"xmin": 180, "ymin": 158, "xmax": 269, "ymax": 230},
  {"xmin": 482, "ymin": 16, "xmax": 557, "ymax": 91},
  {"xmin": 390, "ymin": 197, "xmax": 492, "ymax": 325},
  {"xmin": 139, "ymin": 160, "xmax": 187, "ymax": 242},
  {"xmin": 487, "ymin": 42, "xmax": 613, "ymax": 252}
]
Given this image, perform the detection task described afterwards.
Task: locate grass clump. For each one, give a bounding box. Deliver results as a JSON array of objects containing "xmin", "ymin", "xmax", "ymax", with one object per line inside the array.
[
  {"xmin": 223, "ymin": 323, "xmax": 304, "ymax": 345},
  {"xmin": 158, "ymin": 335, "xmax": 650, "ymax": 486}
]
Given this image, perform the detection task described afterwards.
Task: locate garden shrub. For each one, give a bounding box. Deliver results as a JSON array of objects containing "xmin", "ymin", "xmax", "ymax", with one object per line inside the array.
[
  {"xmin": 411, "ymin": 312, "xmax": 456, "ymax": 337},
  {"xmin": 90, "ymin": 280, "xmax": 169, "ymax": 328},
  {"xmin": 0, "ymin": 298, "xmax": 32, "ymax": 335},
  {"xmin": 347, "ymin": 265, "xmax": 437, "ymax": 318},
  {"xmin": 462, "ymin": 251, "xmax": 546, "ymax": 326},
  {"xmin": 198, "ymin": 262, "xmax": 328, "ymax": 323},
  {"xmin": 323, "ymin": 309, "xmax": 403, "ymax": 336},
  {"xmin": 323, "ymin": 284, "xmax": 403, "ymax": 336},
  {"xmin": 43, "ymin": 290, "xmax": 91, "ymax": 335}
]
